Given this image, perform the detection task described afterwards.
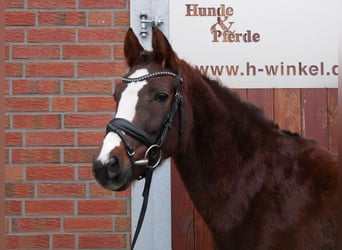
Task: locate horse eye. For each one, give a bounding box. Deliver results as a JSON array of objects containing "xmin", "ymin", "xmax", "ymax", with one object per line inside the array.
[{"xmin": 154, "ymin": 92, "xmax": 169, "ymax": 102}]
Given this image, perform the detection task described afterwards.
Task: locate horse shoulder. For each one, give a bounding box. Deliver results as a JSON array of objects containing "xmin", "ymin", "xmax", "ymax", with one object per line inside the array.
[
  {"xmin": 296, "ymin": 139, "xmax": 338, "ymax": 198},
  {"xmin": 283, "ymin": 138, "xmax": 337, "ymax": 248},
  {"xmin": 250, "ymin": 135, "xmax": 337, "ymax": 249}
]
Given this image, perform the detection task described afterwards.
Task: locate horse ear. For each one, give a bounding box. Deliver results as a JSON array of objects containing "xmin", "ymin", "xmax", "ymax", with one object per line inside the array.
[
  {"xmin": 124, "ymin": 28, "xmax": 144, "ymax": 67},
  {"xmin": 152, "ymin": 27, "xmax": 179, "ymax": 70}
]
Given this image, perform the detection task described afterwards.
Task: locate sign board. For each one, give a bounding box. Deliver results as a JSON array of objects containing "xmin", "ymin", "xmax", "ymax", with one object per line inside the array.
[{"xmin": 169, "ymin": 0, "xmax": 338, "ymax": 88}]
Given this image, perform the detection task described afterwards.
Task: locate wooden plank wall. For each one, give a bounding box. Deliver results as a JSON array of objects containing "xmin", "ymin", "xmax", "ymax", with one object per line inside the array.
[{"xmin": 171, "ymin": 88, "xmax": 338, "ymax": 250}]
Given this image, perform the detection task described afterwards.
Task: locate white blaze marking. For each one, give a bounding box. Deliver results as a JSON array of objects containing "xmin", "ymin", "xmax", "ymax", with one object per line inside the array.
[
  {"xmin": 97, "ymin": 69, "xmax": 149, "ymax": 163},
  {"xmin": 97, "ymin": 132, "xmax": 120, "ymax": 163}
]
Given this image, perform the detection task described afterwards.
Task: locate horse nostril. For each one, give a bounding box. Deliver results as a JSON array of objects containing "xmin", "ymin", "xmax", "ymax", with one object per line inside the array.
[{"xmin": 107, "ymin": 156, "xmax": 121, "ymax": 178}]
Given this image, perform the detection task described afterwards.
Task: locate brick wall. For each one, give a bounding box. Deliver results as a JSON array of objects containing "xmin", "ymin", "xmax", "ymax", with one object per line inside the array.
[{"xmin": 5, "ymin": 0, "xmax": 131, "ymax": 249}]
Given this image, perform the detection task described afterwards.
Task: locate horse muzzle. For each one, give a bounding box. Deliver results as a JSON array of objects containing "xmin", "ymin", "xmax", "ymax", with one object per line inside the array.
[{"xmin": 92, "ymin": 155, "xmax": 131, "ymax": 191}]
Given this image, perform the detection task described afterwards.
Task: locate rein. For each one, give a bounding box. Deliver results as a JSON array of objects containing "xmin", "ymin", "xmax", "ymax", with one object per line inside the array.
[{"xmin": 105, "ymin": 70, "xmax": 183, "ymax": 249}]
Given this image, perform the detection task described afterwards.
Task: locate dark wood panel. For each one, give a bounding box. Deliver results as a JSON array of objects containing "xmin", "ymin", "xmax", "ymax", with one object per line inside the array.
[
  {"xmin": 274, "ymin": 89, "xmax": 301, "ymax": 133},
  {"xmin": 233, "ymin": 89, "xmax": 247, "ymax": 101},
  {"xmin": 194, "ymin": 210, "xmax": 214, "ymax": 250},
  {"xmin": 301, "ymin": 89, "xmax": 329, "ymax": 148},
  {"xmin": 247, "ymin": 89, "xmax": 274, "ymax": 119},
  {"xmin": 171, "ymin": 161, "xmax": 195, "ymax": 250},
  {"xmin": 327, "ymin": 89, "xmax": 338, "ymax": 153}
]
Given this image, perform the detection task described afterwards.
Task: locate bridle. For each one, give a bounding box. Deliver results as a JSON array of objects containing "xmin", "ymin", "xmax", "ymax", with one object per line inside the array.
[
  {"xmin": 105, "ymin": 70, "xmax": 183, "ymax": 249},
  {"xmin": 106, "ymin": 70, "xmax": 183, "ymax": 175}
]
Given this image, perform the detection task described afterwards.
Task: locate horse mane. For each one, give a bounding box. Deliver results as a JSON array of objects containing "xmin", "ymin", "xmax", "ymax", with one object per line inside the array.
[{"xmin": 178, "ymin": 58, "xmax": 281, "ymax": 135}]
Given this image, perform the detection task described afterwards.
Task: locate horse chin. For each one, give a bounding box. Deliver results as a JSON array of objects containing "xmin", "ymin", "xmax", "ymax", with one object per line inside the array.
[
  {"xmin": 105, "ymin": 181, "xmax": 130, "ymax": 191},
  {"xmin": 95, "ymin": 167, "xmax": 133, "ymax": 191}
]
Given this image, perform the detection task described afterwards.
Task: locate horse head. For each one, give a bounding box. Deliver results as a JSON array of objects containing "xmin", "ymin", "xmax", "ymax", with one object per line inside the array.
[{"xmin": 93, "ymin": 28, "xmax": 188, "ymax": 191}]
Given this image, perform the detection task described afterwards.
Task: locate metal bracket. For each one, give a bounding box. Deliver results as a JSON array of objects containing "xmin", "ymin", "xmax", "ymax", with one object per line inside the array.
[{"xmin": 140, "ymin": 12, "xmax": 164, "ymax": 38}]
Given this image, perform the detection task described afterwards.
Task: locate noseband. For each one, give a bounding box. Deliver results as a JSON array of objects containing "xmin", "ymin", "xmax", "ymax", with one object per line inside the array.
[{"xmin": 105, "ymin": 70, "xmax": 183, "ymax": 249}]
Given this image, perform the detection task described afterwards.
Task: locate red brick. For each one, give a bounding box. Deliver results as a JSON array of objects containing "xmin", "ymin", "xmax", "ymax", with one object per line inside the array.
[
  {"xmin": 6, "ymin": 235, "xmax": 50, "ymax": 249},
  {"xmin": 78, "ymin": 199, "xmax": 126, "ymax": 214},
  {"xmin": 89, "ymin": 182, "xmax": 115, "ymax": 197},
  {"xmin": 88, "ymin": 11, "xmax": 112, "ymax": 26},
  {"xmin": 38, "ymin": 11, "xmax": 85, "ymax": 26},
  {"xmin": 25, "ymin": 200, "xmax": 74, "ymax": 215},
  {"xmin": 53, "ymin": 234, "xmax": 76, "ymax": 249},
  {"xmin": 5, "ymin": 132, "xmax": 22, "ymax": 146},
  {"xmin": 12, "ymin": 79, "xmax": 60, "ymax": 94},
  {"xmin": 63, "ymin": 79, "xmax": 113, "ymax": 94},
  {"xmin": 5, "ymin": 0, "xmax": 25, "ymax": 8},
  {"xmin": 115, "ymin": 216, "xmax": 131, "ymax": 231},
  {"xmin": 26, "ymin": 131, "xmax": 75, "ymax": 146},
  {"xmin": 5, "ymin": 114, "xmax": 10, "ymax": 129},
  {"xmin": 115, "ymin": 186, "xmax": 131, "ymax": 197},
  {"xmin": 52, "ymin": 96, "xmax": 75, "ymax": 112},
  {"xmin": 26, "ymin": 165, "xmax": 75, "ymax": 180},
  {"xmin": 5, "ymin": 28, "xmax": 24, "ymax": 42},
  {"xmin": 64, "ymin": 114, "xmax": 112, "ymax": 128},
  {"xmin": 78, "ymin": 61, "xmax": 126, "ymax": 76},
  {"xmin": 13, "ymin": 114, "xmax": 61, "ymax": 129},
  {"xmin": 5, "ymin": 149, "xmax": 10, "ymax": 164},
  {"xmin": 26, "ymin": 62, "xmax": 74, "ymax": 77},
  {"xmin": 64, "ymin": 217, "xmax": 112, "ymax": 232},
  {"xmin": 12, "ymin": 148, "xmax": 60, "ymax": 163},
  {"xmin": 114, "ymin": 11, "xmax": 129, "ymax": 26},
  {"xmin": 5, "ymin": 200, "xmax": 22, "ymax": 215},
  {"xmin": 4, "ymin": 0, "xmax": 132, "ymax": 246},
  {"xmin": 28, "ymin": 28, "xmax": 75, "ymax": 42},
  {"xmin": 78, "ymin": 96, "xmax": 115, "ymax": 111},
  {"xmin": 38, "ymin": 183, "xmax": 86, "ymax": 197},
  {"xmin": 5, "ymin": 62, "xmax": 23, "ymax": 77},
  {"xmin": 114, "ymin": 44, "xmax": 124, "ymax": 59},
  {"xmin": 6, "ymin": 97, "xmax": 49, "ymax": 111},
  {"xmin": 5, "ymin": 44, "xmax": 10, "ymax": 60},
  {"xmin": 79, "ymin": 0, "xmax": 126, "ymax": 9},
  {"xmin": 5, "ymin": 166, "xmax": 23, "ymax": 181},
  {"xmin": 63, "ymin": 44, "xmax": 111, "ymax": 59},
  {"xmin": 5, "ymin": 79, "xmax": 9, "ymax": 95},
  {"xmin": 5, "ymin": 11, "xmax": 35, "ymax": 26},
  {"xmin": 78, "ymin": 28, "xmax": 126, "ymax": 42},
  {"xmin": 5, "ymin": 218, "xmax": 9, "ymax": 233},
  {"xmin": 78, "ymin": 131, "xmax": 104, "ymax": 146},
  {"xmin": 63, "ymin": 148, "xmax": 97, "ymax": 163},
  {"xmin": 65, "ymin": 11, "xmax": 86, "ymax": 25},
  {"xmin": 5, "ymin": 183, "xmax": 34, "ymax": 198},
  {"xmin": 12, "ymin": 217, "xmax": 61, "ymax": 232},
  {"xmin": 78, "ymin": 234, "xmax": 127, "ymax": 249},
  {"xmin": 12, "ymin": 45, "xmax": 60, "ymax": 59},
  {"xmin": 78, "ymin": 165, "xmax": 94, "ymax": 180},
  {"xmin": 28, "ymin": 0, "xmax": 75, "ymax": 9}
]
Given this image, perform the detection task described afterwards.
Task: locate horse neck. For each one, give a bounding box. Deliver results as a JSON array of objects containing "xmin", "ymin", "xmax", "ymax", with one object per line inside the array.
[
  {"xmin": 175, "ymin": 73, "xmax": 244, "ymax": 183},
  {"xmin": 173, "ymin": 67, "xmax": 276, "ymax": 226}
]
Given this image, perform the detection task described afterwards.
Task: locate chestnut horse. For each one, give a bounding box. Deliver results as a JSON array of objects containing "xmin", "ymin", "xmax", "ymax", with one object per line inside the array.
[{"xmin": 93, "ymin": 28, "xmax": 337, "ymax": 249}]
